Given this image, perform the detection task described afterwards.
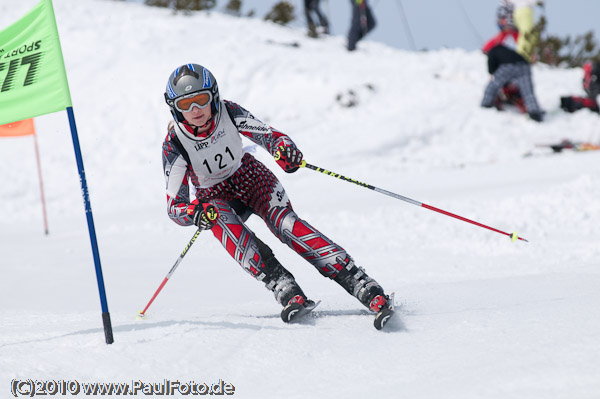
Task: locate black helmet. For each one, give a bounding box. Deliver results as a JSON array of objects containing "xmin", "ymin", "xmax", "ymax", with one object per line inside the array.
[{"xmin": 164, "ymin": 63, "xmax": 220, "ymax": 123}]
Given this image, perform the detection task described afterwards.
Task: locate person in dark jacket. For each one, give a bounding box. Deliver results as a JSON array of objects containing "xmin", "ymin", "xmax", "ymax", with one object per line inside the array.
[
  {"xmin": 347, "ymin": 0, "xmax": 376, "ymax": 51},
  {"xmin": 481, "ymin": 1, "xmax": 544, "ymax": 122}
]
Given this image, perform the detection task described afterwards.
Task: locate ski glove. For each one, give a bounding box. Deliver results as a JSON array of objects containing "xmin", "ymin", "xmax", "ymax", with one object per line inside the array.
[
  {"xmin": 275, "ymin": 145, "xmax": 303, "ymax": 173},
  {"xmin": 186, "ymin": 199, "xmax": 219, "ymax": 230}
]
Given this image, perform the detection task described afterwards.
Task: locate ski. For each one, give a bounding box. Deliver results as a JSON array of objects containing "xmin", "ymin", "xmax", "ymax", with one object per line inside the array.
[
  {"xmin": 524, "ymin": 139, "xmax": 600, "ymax": 157},
  {"xmin": 542, "ymin": 139, "xmax": 600, "ymax": 153},
  {"xmin": 374, "ymin": 292, "xmax": 395, "ymax": 330},
  {"xmin": 281, "ymin": 300, "xmax": 320, "ymax": 323}
]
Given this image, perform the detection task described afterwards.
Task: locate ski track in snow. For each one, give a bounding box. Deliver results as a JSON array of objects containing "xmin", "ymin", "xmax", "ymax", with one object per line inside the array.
[{"xmin": 1, "ymin": 1, "xmax": 600, "ymax": 398}]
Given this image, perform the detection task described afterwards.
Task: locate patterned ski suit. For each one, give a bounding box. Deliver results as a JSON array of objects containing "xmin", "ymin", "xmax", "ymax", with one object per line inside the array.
[
  {"xmin": 162, "ymin": 100, "xmax": 384, "ymax": 308},
  {"xmin": 481, "ymin": 30, "xmax": 541, "ymax": 115}
]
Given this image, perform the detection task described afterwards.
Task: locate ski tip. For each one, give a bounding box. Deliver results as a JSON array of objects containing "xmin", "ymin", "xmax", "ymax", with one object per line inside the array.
[
  {"xmin": 280, "ymin": 300, "xmax": 320, "ymax": 323},
  {"xmin": 374, "ymin": 308, "xmax": 394, "ymax": 330}
]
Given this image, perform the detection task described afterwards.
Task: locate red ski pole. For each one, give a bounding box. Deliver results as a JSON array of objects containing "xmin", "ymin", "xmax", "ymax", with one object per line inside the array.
[
  {"xmin": 300, "ymin": 161, "xmax": 528, "ymax": 243},
  {"xmin": 137, "ymin": 229, "xmax": 202, "ymax": 319}
]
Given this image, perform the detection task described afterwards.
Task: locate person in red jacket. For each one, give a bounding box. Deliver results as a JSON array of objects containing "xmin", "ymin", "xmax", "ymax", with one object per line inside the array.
[
  {"xmin": 560, "ymin": 61, "xmax": 600, "ymax": 114},
  {"xmin": 481, "ymin": 1, "xmax": 544, "ymax": 122},
  {"xmin": 161, "ymin": 63, "xmax": 393, "ymax": 328}
]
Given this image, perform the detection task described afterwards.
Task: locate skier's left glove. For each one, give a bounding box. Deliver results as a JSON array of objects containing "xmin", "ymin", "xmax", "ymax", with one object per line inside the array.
[
  {"xmin": 275, "ymin": 145, "xmax": 303, "ymax": 173},
  {"xmin": 186, "ymin": 199, "xmax": 219, "ymax": 230}
]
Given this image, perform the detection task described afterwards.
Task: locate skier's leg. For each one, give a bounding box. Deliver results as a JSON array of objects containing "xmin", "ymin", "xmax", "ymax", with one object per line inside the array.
[
  {"xmin": 266, "ymin": 205, "xmax": 388, "ymax": 311},
  {"xmin": 347, "ymin": 6, "xmax": 362, "ymax": 51},
  {"xmin": 228, "ymin": 198, "xmax": 253, "ymax": 222},
  {"xmin": 513, "ymin": 63, "xmax": 543, "ymax": 120},
  {"xmin": 209, "ymin": 199, "xmax": 306, "ymax": 306},
  {"xmin": 252, "ymin": 234, "xmax": 309, "ymax": 306},
  {"xmin": 365, "ymin": 3, "xmax": 376, "ymax": 34},
  {"xmin": 304, "ymin": 0, "xmax": 317, "ymax": 37},
  {"xmin": 227, "ymin": 155, "xmax": 389, "ymax": 311},
  {"xmin": 482, "ymin": 63, "xmax": 518, "ymax": 108},
  {"xmin": 315, "ymin": 1, "xmax": 329, "ymax": 33}
]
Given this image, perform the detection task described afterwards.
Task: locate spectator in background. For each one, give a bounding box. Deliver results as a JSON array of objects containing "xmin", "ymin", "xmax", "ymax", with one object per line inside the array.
[
  {"xmin": 347, "ymin": 0, "xmax": 376, "ymax": 51},
  {"xmin": 304, "ymin": 0, "xmax": 329, "ymax": 38},
  {"xmin": 481, "ymin": 0, "xmax": 544, "ymax": 122},
  {"xmin": 560, "ymin": 61, "xmax": 600, "ymax": 113}
]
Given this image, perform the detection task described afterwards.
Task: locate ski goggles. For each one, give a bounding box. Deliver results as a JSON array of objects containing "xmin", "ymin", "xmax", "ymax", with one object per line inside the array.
[{"xmin": 172, "ymin": 91, "xmax": 212, "ymax": 112}]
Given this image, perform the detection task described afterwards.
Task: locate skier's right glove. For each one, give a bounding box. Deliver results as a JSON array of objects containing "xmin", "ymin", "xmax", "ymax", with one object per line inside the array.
[{"xmin": 186, "ymin": 199, "xmax": 219, "ymax": 230}]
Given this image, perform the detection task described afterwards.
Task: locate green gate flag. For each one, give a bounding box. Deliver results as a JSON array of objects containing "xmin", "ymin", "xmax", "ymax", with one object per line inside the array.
[{"xmin": 0, "ymin": 0, "xmax": 72, "ymax": 125}]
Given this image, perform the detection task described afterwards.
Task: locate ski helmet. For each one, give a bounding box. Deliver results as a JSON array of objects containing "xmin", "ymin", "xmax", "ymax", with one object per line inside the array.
[
  {"xmin": 164, "ymin": 63, "xmax": 220, "ymax": 123},
  {"xmin": 496, "ymin": 1, "xmax": 515, "ymax": 30}
]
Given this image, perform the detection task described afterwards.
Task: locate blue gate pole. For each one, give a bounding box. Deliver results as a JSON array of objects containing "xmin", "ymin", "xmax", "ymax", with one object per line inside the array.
[{"xmin": 66, "ymin": 106, "xmax": 114, "ymax": 344}]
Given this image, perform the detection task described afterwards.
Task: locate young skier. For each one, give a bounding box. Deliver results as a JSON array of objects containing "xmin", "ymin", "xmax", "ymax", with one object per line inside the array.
[{"xmin": 161, "ymin": 63, "xmax": 393, "ymax": 328}]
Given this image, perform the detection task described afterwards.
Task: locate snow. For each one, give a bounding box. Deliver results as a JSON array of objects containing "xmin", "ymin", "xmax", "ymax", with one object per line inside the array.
[{"xmin": 1, "ymin": 1, "xmax": 600, "ymax": 398}]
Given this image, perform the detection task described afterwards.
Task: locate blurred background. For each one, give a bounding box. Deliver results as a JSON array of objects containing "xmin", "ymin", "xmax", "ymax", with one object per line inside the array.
[{"xmin": 123, "ymin": 0, "xmax": 600, "ymax": 57}]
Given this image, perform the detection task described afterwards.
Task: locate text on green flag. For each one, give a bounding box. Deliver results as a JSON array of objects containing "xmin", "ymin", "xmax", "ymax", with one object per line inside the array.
[{"xmin": 0, "ymin": 0, "xmax": 72, "ymax": 125}]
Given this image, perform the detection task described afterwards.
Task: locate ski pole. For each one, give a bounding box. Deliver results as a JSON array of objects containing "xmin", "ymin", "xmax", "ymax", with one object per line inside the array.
[
  {"xmin": 300, "ymin": 161, "xmax": 528, "ymax": 243},
  {"xmin": 137, "ymin": 229, "xmax": 202, "ymax": 319}
]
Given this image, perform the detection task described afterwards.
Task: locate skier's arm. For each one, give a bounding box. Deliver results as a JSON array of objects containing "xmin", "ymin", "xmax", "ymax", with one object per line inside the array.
[
  {"xmin": 162, "ymin": 132, "xmax": 194, "ymax": 226},
  {"xmin": 225, "ymin": 100, "xmax": 297, "ymax": 155},
  {"xmin": 225, "ymin": 101, "xmax": 303, "ymax": 172}
]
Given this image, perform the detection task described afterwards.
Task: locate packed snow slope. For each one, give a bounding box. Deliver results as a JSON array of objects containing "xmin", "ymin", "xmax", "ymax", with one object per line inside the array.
[{"xmin": 1, "ymin": 1, "xmax": 600, "ymax": 398}]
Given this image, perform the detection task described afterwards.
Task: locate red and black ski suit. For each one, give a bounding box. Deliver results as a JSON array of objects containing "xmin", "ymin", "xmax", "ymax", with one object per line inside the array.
[{"xmin": 162, "ymin": 100, "xmax": 385, "ymax": 308}]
